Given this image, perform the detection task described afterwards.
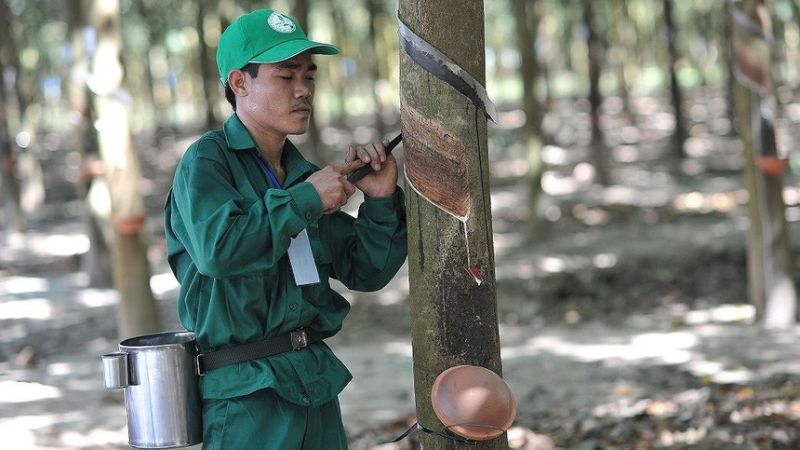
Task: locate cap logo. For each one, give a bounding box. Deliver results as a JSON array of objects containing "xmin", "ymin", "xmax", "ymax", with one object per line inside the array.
[{"xmin": 267, "ymin": 12, "xmax": 296, "ymax": 33}]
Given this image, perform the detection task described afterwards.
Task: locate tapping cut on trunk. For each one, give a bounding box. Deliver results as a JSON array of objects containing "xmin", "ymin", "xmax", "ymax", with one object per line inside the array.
[{"xmin": 401, "ymin": 95, "xmax": 471, "ymax": 220}]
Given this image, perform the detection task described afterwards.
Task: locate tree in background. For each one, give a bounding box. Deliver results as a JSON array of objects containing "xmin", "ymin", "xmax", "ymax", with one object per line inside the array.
[
  {"xmin": 399, "ymin": 0, "xmax": 506, "ymax": 448},
  {"xmin": 89, "ymin": 0, "xmax": 160, "ymax": 338},
  {"xmin": 134, "ymin": 0, "xmax": 170, "ymax": 136},
  {"xmin": 196, "ymin": 0, "xmax": 220, "ymax": 130},
  {"xmin": 730, "ymin": 0, "xmax": 796, "ymax": 328},
  {"xmin": 512, "ymin": 0, "xmax": 547, "ymax": 237},
  {"xmin": 609, "ymin": 0, "xmax": 636, "ymax": 121},
  {"xmin": 662, "ymin": 0, "xmax": 688, "ymax": 158},
  {"xmin": 66, "ymin": 0, "xmax": 112, "ymax": 287},
  {"xmin": 0, "ymin": 0, "xmax": 26, "ymax": 232},
  {"xmin": 582, "ymin": 0, "xmax": 611, "ymax": 186},
  {"xmin": 366, "ymin": 0, "xmax": 388, "ymax": 139}
]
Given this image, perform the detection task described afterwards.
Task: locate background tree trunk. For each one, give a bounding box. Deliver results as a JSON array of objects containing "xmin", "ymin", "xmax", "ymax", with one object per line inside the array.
[
  {"xmin": 399, "ymin": 0, "xmax": 507, "ymax": 449},
  {"xmin": 0, "ymin": 0, "xmax": 27, "ymax": 119},
  {"xmin": 512, "ymin": 0, "xmax": 547, "ymax": 238},
  {"xmin": 723, "ymin": 0, "xmax": 737, "ymax": 129},
  {"xmin": 89, "ymin": 0, "xmax": 161, "ymax": 338},
  {"xmin": 66, "ymin": 0, "xmax": 113, "ymax": 287},
  {"xmin": 582, "ymin": 0, "xmax": 611, "ymax": 186},
  {"xmin": 663, "ymin": 0, "xmax": 688, "ymax": 157},
  {"xmin": 366, "ymin": 0, "xmax": 388, "ymax": 139},
  {"xmin": 0, "ymin": 0, "xmax": 25, "ymax": 232},
  {"xmin": 730, "ymin": 0, "xmax": 796, "ymax": 329},
  {"xmin": 197, "ymin": 0, "xmax": 219, "ymax": 130},
  {"xmin": 135, "ymin": 0, "xmax": 167, "ymax": 137},
  {"xmin": 612, "ymin": 0, "xmax": 636, "ymax": 121},
  {"xmin": 327, "ymin": 0, "xmax": 348, "ymax": 123}
]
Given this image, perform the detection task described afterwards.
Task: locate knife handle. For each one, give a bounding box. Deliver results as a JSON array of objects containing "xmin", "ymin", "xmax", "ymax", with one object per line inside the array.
[{"xmin": 346, "ymin": 133, "xmax": 403, "ymax": 183}]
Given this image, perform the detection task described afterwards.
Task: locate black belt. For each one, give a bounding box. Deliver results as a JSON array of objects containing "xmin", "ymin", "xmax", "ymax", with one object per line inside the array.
[{"xmin": 195, "ymin": 328, "xmax": 328, "ymax": 376}]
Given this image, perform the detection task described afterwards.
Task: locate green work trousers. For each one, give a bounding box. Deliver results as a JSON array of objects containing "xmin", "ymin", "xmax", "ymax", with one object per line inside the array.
[{"xmin": 201, "ymin": 389, "xmax": 348, "ymax": 450}]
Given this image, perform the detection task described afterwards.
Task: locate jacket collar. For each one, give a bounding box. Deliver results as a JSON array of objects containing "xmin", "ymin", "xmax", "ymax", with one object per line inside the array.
[
  {"xmin": 223, "ymin": 113, "xmax": 259, "ymax": 151},
  {"xmin": 223, "ymin": 114, "xmax": 315, "ymax": 186}
]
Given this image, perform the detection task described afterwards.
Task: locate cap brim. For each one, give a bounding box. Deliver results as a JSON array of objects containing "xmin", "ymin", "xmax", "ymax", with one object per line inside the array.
[{"xmin": 250, "ymin": 39, "xmax": 339, "ymax": 64}]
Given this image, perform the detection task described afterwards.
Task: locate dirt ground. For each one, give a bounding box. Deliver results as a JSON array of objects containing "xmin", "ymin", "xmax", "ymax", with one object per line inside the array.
[{"xmin": 3, "ymin": 90, "xmax": 800, "ymax": 449}]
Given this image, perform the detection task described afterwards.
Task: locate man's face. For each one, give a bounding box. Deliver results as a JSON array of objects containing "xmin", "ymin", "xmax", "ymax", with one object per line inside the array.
[{"xmin": 237, "ymin": 52, "xmax": 317, "ymax": 136}]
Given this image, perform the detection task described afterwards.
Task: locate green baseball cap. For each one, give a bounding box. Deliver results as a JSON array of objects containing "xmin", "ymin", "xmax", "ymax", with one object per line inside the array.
[{"xmin": 216, "ymin": 9, "xmax": 339, "ymax": 85}]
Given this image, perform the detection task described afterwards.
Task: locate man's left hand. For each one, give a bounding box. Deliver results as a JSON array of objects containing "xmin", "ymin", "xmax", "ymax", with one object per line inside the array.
[{"xmin": 337, "ymin": 139, "xmax": 398, "ymax": 198}]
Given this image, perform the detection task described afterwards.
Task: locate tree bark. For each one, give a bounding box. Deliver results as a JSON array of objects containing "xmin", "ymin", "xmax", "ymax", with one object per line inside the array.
[
  {"xmin": 512, "ymin": 0, "xmax": 546, "ymax": 238},
  {"xmin": 582, "ymin": 0, "xmax": 611, "ymax": 186},
  {"xmin": 723, "ymin": 1, "xmax": 737, "ymax": 129},
  {"xmin": 662, "ymin": 0, "xmax": 688, "ymax": 158},
  {"xmin": 89, "ymin": 0, "xmax": 161, "ymax": 338},
  {"xmin": 399, "ymin": 1, "xmax": 506, "ymax": 448},
  {"xmin": 135, "ymin": 0, "xmax": 166, "ymax": 136},
  {"xmin": 197, "ymin": 0, "xmax": 219, "ymax": 130},
  {"xmin": 0, "ymin": 0, "xmax": 25, "ymax": 232},
  {"xmin": 366, "ymin": 0, "xmax": 388, "ymax": 138},
  {"xmin": 612, "ymin": 0, "xmax": 635, "ymax": 121},
  {"xmin": 0, "ymin": 0, "xmax": 26, "ymax": 118},
  {"xmin": 326, "ymin": 0, "xmax": 348, "ymax": 123},
  {"xmin": 66, "ymin": 0, "xmax": 113, "ymax": 287},
  {"xmin": 730, "ymin": 0, "xmax": 796, "ymax": 328}
]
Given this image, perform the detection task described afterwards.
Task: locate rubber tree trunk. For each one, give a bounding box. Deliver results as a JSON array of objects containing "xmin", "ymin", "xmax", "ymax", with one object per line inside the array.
[
  {"xmin": 0, "ymin": 0, "xmax": 26, "ymax": 119},
  {"xmin": 90, "ymin": 0, "xmax": 161, "ymax": 338},
  {"xmin": 66, "ymin": 0, "xmax": 113, "ymax": 287},
  {"xmin": 788, "ymin": 1, "xmax": 800, "ymax": 86},
  {"xmin": 512, "ymin": 0, "xmax": 546, "ymax": 238},
  {"xmin": 582, "ymin": 0, "xmax": 611, "ymax": 186},
  {"xmin": 730, "ymin": 0, "xmax": 796, "ymax": 329},
  {"xmin": 0, "ymin": 71, "xmax": 24, "ymax": 233},
  {"xmin": 197, "ymin": 0, "xmax": 219, "ymax": 130},
  {"xmin": 0, "ymin": 0, "xmax": 25, "ymax": 232},
  {"xmin": 135, "ymin": 0, "xmax": 166, "ymax": 136},
  {"xmin": 326, "ymin": 0, "xmax": 348, "ymax": 123},
  {"xmin": 399, "ymin": 1, "xmax": 506, "ymax": 449},
  {"xmin": 662, "ymin": 0, "xmax": 688, "ymax": 158},
  {"xmin": 612, "ymin": 0, "xmax": 636, "ymax": 121},
  {"xmin": 723, "ymin": 1, "xmax": 737, "ymax": 129},
  {"xmin": 366, "ymin": 0, "xmax": 388, "ymax": 139}
]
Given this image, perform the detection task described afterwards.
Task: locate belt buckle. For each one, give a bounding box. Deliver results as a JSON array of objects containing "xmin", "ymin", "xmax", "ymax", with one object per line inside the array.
[
  {"xmin": 195, "ymin": 353, "xmax": 206, "ymax": 376},
  {"xmin": 290, "ymin": 329, "xmax": 308, "ymax": 350}
]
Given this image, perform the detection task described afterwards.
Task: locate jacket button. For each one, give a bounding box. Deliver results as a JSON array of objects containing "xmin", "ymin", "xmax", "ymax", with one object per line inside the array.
[
  {"xmin": 301, "ymin": 394, "xmax": 310, "ymax": 405},
  {"xmin": 289, "ymin": 303, "xmax": 298, "ymax": 311}
]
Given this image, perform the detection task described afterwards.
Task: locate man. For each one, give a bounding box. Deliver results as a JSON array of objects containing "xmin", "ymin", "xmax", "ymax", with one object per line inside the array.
[{"xmin": 164, "ymin": 9, "xmax": 407, "ymax": 449}]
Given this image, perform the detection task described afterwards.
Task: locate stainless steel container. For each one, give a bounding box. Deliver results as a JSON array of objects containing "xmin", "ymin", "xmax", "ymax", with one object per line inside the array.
[{"xmin": 102, "ymin": 331, "xmax": 202, "ymax": 449}]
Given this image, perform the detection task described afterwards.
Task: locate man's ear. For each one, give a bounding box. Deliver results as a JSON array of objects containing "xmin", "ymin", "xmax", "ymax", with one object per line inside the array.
[{"xmin": 227, "ymin": 70, "xmax": 248, "ymax": 98}]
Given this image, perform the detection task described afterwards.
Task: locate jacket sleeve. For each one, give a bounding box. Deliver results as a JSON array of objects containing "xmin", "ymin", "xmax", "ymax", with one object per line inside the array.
[
  {"xmin": 170, "ymin": 139, "xmax": 324, "ymax": 278},
  {"xmin": 327, "ymin": 188, "xmax": 408, "ymax": 291}
]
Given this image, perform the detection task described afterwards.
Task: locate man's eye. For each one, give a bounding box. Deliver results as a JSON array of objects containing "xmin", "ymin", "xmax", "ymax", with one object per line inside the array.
[{"xmin": 280, "ymin": 75, "xmax": 292, "ymax": 80}]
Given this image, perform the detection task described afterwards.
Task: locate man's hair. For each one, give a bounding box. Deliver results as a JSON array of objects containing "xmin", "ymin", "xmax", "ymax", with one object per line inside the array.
[{"xmin": 224, "ymin": 63, "xmax": 261, "ymax": 109}]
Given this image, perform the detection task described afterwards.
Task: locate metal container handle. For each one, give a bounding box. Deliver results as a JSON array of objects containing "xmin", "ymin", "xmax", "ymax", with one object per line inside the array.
[{"xmin": 102, "ymin": 352, "xmax": 130, "ymax": 389}]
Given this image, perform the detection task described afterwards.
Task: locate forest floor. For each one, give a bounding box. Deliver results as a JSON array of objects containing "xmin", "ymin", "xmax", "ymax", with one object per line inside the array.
[{"xmin": 3, "ymin": 88, "xmax": 800, "ymax": 449}]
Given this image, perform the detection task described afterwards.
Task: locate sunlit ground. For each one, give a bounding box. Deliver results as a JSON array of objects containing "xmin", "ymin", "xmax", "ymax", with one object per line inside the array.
[
  {"xmin": 4, "ymin": 98, "xmax": 800, "ymax": 447},
  {"xmin": 3, "ymin": 218, "xmax": 800, "ymax": 449}
]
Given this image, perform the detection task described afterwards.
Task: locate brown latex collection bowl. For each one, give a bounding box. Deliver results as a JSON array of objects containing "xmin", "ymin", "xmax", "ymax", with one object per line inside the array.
[{"xmin": 430, "ymin": 365, "xmax": 517, "ymax": 441}]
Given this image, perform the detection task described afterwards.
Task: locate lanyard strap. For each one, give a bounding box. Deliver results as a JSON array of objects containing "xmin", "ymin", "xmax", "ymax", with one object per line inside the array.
[{"xmin": 251, "ymin": 150, "xmax": 282, "ymax": 189}]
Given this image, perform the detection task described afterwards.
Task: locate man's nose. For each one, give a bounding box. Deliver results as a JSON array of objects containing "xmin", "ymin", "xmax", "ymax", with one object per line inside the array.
[{"xmin": 295, "ymin": 81, "xmax": 312, "ymax": 98}]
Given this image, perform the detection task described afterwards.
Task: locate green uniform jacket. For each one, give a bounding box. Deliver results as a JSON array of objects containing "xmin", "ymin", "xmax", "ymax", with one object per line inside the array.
[{"xmin": 164, "ymin": 114, "xmax": 408, "ymax": 407}]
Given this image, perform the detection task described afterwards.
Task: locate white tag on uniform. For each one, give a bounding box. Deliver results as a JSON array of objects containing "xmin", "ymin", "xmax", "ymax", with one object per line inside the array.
[{"xmin": 287, "ymin": 229, "xmax": 320, "ymax": 286}]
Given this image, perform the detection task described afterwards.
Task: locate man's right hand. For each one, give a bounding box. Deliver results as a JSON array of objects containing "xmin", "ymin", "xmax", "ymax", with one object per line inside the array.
[{"xmin": 306, "ymin": 166, "xmax": 356, "ymax": 215}]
